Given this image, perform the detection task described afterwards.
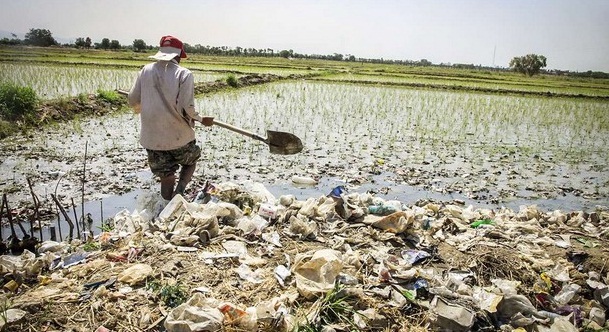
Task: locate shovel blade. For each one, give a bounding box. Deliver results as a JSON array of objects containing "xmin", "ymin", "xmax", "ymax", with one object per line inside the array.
[{"xmin": 266, "ymin": 130, "xmax": 303, "ymax": 155}]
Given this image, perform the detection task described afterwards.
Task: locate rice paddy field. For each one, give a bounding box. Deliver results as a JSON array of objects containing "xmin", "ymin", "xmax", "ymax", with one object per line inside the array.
[
  {"xmin": 1, "ymin": 45, "xmax": 609, "ymax": 222},
  {"xmin": 2, "ymin": 45, "xmax": 609, "ymax": 332}
]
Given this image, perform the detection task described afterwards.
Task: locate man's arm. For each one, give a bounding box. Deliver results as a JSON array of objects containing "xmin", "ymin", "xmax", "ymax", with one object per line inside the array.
[
  {"xmin": 178, "ymin": 73, "xmax": 202, "ymax": 124},
  {"xmin": 128, "ymin": 71, "xmax": 143, "ymax": 114}
]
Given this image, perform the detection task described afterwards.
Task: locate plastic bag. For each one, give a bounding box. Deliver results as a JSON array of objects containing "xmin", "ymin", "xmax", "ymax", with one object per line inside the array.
[{"xmin": 293, "ymin": 249, "xmax": 343, "ymax": 299}]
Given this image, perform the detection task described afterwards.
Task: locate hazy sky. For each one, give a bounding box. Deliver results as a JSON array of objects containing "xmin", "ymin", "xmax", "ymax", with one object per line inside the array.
[{"xmin": 1, "ymin": 0, "xmax": 608, "ymax": 72}]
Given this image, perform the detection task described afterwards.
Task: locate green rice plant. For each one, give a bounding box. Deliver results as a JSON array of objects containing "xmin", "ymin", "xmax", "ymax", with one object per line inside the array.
[
  {"xmin": 0, "ymin": 295, "xmax": 13, "ymax": 325},
  {"xmin": 0, "ymin": 82, "xmax": 38, "ymax": 122},
  {"xmin": 96, "ymin": 89, "xmax": 121, "ymax": 104},
  {"xmin": 0, "ymin": 63, "xmax": 143, "ymax": 99},
  {"xmin": 226, "ymin": 74, "xmax": 239, "ymax": 88},
  {"xmin": 296, "ymin": 282, "xmax": 361, "ymax": 332},
  {"xmin": 55, "ymin": 96, "xmax": 74, "ymax": 111},
  {"xmin": 97, "ymin": 221, "xmax": 114, "ymax": 232},
  {"xmin": 146, "ymin": 279, "xmax": 188, "ymax": 308},
  {"xmin": 76, "ymin": 92, "xmax": 89, "ymax": 104},
  {"xmin": 82, "ymin": 241, "xmax": 100, "ymax": 252}
]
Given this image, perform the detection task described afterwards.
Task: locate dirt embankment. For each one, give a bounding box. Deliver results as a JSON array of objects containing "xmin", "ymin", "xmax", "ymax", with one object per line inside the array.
[
  {"xmin": 193, "ymin": 73, "xmax": 306, "ymax": 95},
  {"xmin": 317, "ymin": 78, "xmax": 609, "ymax": 100},
  {"xmin": 37, "ymin": 96, "xmax": 123, "ymax": 123},
  {"xmin": 4, "ymin": 74, "xmax": 297, "ymax": 134}
]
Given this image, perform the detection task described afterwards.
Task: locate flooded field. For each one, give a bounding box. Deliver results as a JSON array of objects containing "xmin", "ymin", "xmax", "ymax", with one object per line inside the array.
[
  {"xmin": 198, "ymin": 81, "xmax": 609, "ymax": 210},
  {"xmin": 1, "ymin": 80, "xmax": 608, "ymax": 238},
  {"xmin": 316, "ymin": 73, "xmax": 609, "ymax": 97},
  {"xmin": 0, "ymin": 63, "xmax": 230, "ymax": 99}
]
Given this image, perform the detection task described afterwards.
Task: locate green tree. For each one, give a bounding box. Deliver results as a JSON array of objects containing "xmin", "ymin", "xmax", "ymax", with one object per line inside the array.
[
  {"xmin": 330, "ymin": 53, "xmax": 343, "ymax": 61},
  {"xmin": 85, "ymin": 37, "xmax": 92, "ymax": 49},
  {"xmin": 74, "ymin": 37, "xmax": 86, "ymax": 48},
  {"xmin": 133, "ymin": 39, "xmax": 146, "ymax": 52},
  {"xmin": 509, "ymin": 54, "xmax": 547, "ymax": 76},
  {"xmin": 279, "ymin": 49, "xmax": 293, "ymax": 58},
  {"xmin": 0, "ymin": 37, "xmax": 20, "ymax": 46},
  {"xmin": 100, "ymin": 38, "xmax": 110, "ymax": 49},
  {"xmin": 110, "ymin": 40, "xmax": 121, "ymax": 50},
  {"xmin": 183, "ymin": 43, "xmax": 194, "ymax": 54},
  {"xmin": 24, "ymin": 28, "xmax": 57, "ymax": 47}
]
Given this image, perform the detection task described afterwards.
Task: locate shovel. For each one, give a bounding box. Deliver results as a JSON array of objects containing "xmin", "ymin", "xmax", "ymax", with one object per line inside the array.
[
  {"xmin": 211, "ymin": 120, "xmax": 303, "ymax": 155},
  {"xmin": 117, "ymin": 90, "xmax": 303, "ymax": 155}
]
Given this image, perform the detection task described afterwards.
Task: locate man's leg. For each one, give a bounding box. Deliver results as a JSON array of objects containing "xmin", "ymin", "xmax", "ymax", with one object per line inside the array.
[
  {"xmin": 174, "ymin": 163, "xmax": 196, "ymax": 197},
  {"xmin": 174, "ymin": 141, "xmax": 201, "ymax": 198},
  {"xmin": 160, "ymin": 174, "xmax": 176, "ymax": 200}
]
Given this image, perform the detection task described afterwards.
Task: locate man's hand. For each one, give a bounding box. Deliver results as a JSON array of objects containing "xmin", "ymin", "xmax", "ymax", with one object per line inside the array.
[{"xmin": 200, "ymin": 116, "xmax": 214, "ymax": 127}]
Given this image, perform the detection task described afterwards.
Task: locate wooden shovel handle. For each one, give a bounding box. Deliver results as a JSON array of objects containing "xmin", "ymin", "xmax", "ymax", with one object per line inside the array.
[
  {"xmin": 212, "ymin": 120, "xmax": 267, "ymax": 143},
  {"xmin": 116, "ymin": 89, "xmax": 268, "ymax": 143}
]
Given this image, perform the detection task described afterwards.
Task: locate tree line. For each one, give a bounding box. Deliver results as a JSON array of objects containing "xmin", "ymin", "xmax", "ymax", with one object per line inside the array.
[
  {"xmin": 2, "ymin": 28, "xmax": 608, "ymax": 78},
  {"xmin": 0, "ymin": 28, "xmax": 151, "ymax": 51}
]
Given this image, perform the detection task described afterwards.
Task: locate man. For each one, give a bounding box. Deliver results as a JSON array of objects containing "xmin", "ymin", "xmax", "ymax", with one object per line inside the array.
[{"xmin": 128, "ymin": 35, "xmax": 214, "ymax": 202}]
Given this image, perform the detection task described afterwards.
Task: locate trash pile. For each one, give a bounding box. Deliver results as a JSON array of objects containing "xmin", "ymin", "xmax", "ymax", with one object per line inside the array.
[{"xmin": 1, "ymin": 180, "xmax": 608, "ymax": 332}]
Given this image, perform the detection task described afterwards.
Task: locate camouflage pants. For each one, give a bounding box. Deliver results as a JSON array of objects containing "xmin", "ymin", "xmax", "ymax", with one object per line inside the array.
[{"xmin": 146, "ymin": 140, "xmax": 201, "ymax": 178}]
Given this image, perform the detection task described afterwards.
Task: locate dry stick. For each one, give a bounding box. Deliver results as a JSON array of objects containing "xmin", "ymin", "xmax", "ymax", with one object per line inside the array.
[
  {"xmin": 100, "ymin": 199, "xmax": 104, "ymax": 230},
  {"xmin": 81, "ymin": 141, "xmax": 88, "ymax": 238},
  {"xmin": 26, "ymin": 177, "xmax": 43, "ymax": 240},
  {"xmin": 600, "ymin": 260, "xmax": 607, "ymax": 275},
  {"xmin": 54, "ymin": 206, "xmax": 63, "ymax": 242},
  {"xmin": 27, "ymin": 214, "xmax": 36, "ymax": 239},
  {"xmin": 0, "ymin": 195, "xmax": 9, "ymax": 254},
  {"xmin": 2, "ymin": 194, "xmax": 24, "ymax": 254},
  {"xmin": 146, "ymin": 315, "xmax": 165, "ymax": 331},
  {"xmin": 5, "ymin": 199, "xmax": 29, "ymax": 238},
  {"xmin": 3, "ymin": 194, "xmax": 18, "ymax": 239},
  {"xmin": 14, "ymin": 215, "xmax": 28, "ymax": 237},
  {"xmin": 25, "ymin": 179, "xmax": 35, "ymax": 237},
  {"xmin": 0, "ymin": 194, "xmax": 4, "ymax": 242},
  {"xmin": 51, "ymin": 194, "xmax": 74, "ymax": 241},
  {"xmin": 89, "ymin": 303, "xmax": 95, "ymax": 329},
  {"xmin": 53, "ymin": 173, "xmax": 67, "ymax": 242},
  {"xmin": 71, "ymin": 198, "xmax": 81, "ymax": 240}
]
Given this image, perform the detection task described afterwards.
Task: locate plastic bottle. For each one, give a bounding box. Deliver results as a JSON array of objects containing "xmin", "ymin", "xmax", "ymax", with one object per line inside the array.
[
  {"xmin": 470, "ymin": 219, "xmax": 494, "ymax": 228},
  {"xmin": 554, "ymin": 283, "xmax": 581, "ymax": 305},
  {"xmin": 327, "ymin": 185, "xmax": 347, "ymax": 198},
  {"xmin": 291, "ymin": 175, "xmax": 318, "ymax": 185},
  {"xmin": 421, "ymin": 217, "xmax": 433, "ymax": 230},
  {"xmin": 368, "ymin": 204, "xmax": 397, "ymax": 216},
  {"xmin": 193, "ymin": 191, "xmax": 208, "ymax": 204}
]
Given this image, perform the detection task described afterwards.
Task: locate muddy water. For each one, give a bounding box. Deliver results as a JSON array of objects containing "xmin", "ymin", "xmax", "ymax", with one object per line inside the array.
[
  {"xmin": 1, "ymin": 81, "xmax": 608, "ymax": 240},
  {"xmin": 2, "ymin": 169, "xmax": 601, "ymax": 241}
]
